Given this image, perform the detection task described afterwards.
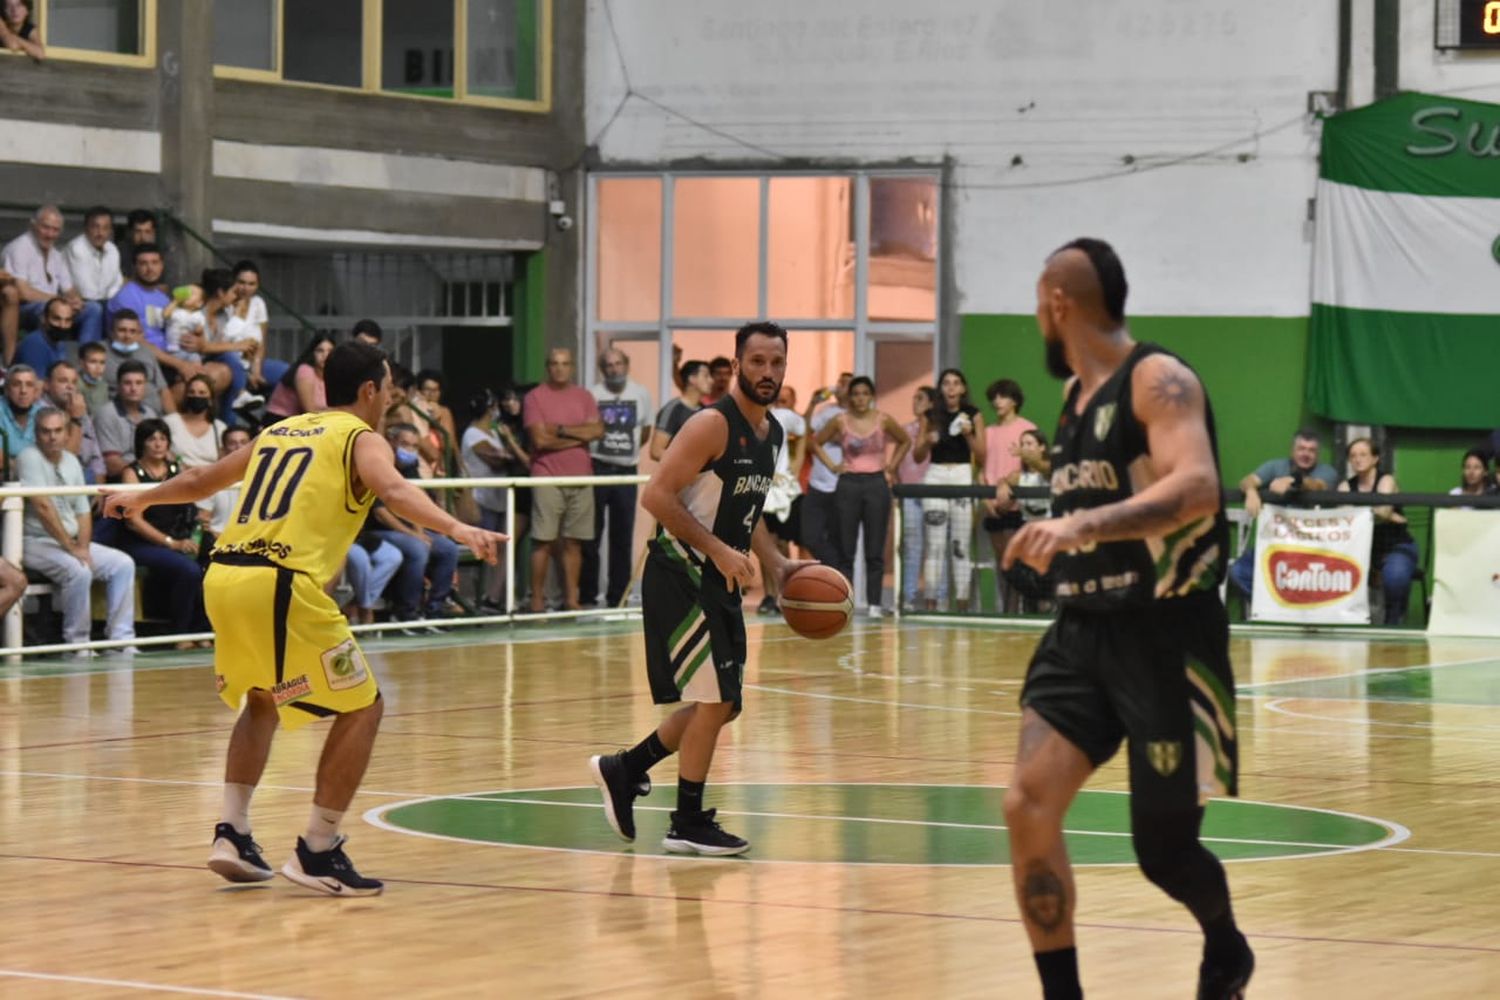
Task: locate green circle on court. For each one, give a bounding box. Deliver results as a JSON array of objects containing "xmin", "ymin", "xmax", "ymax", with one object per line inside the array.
[{"xmin": 371, "ymin": 783, "xmax": 1406, "ymax": 866}]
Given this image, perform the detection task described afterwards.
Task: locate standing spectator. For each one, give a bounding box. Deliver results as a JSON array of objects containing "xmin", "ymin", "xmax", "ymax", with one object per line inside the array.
[
  {"xmin": 266, "ymin": 333, "xmax": 333, "ymax": 421},
  {"xmin": 76, "ymin": 342, "xmax": 110, "ymax": 414},
  {"xmin": 650, "ymin": 360, "xmax": 711, "ymax": 461},
  {"xmin": 897, "ymin": 386, "xmax": 937, "ymax": 611},
  {"xmin": 223, "ymin": 260, "xmax": 284, "ymax": 392},
  {"xmin": 496, "ymin": 385, "xmax": 533, "ymax": 541},
  {"xmin": 97, "ymin": 309, "xmax": 172, "ymax": 412},
  {"xmin": 912, "ymin": 368, "xmax": 986, "ymax": 612},
  {"xmin": 13, "ymin": 296, "xmax": 75, "ymax": 376},
  {"xmin": 0, "ymin": 362, "xmax": 43, "ymax": 459},
  {"xmin": 522, "ymin": 348, "xmax": 603, "ymax": 613},
  {"xmin": 162, "ymin": 374, "xmax": 226, "ymax": 468},
  {"xmin": 1451, "ymin": 449, "xmax": 1495, "ymax": 499},
  {"xmin": 115, "ymin": 419, "xmax": 210, "ymax": 648},
  {"xmin": 413, "ymin": 370, "xmax": 459, "ymax": 453},
  {"xmin": 1228, "ymin": 429, "xmax": 1339, "ymax": 601},
  {"xmin": 117, "ymin": 209, "xmax": 157, "ymax": 284},
  {"xmin": 367, "ymin": 423, "xmax": 461, "ymax": 625},
  {"xmin": 0, "ymin": 0, "xmax": 44, "ymax": 61},
  {"xmin": 64, "ymin": 207, "xmax": 123, "ymax": 331},
  {"xmin": 94, "ymin": 360, "xmax": 161, "ymax": 480},
  {"xmin": 1338, "ymin": 438, "xmax": 1421, "ymax": 625},
  {"xmin": 19, "ymin": 409, "xmax": 136, "ymax": 655},
  {"xmin": 460, "ymin": 390, "xmax": 522, "ymax": 611},
  {"xmin": 582, "ymin": 348, "xmax": 652, "ymax": 608},
  {"xmin": 351, "ymin": 318, "xmax": 383, "ymax": 347},
  {"xmin": 41, "ymin": 360, "xmax": 103, "ymax": 483},
  {"xmin": 980, "ymin": 378, "xmax": 1037, "ymax": 612},
  {"xmin": 704, "ymin": 356, "xmax": 733, "ymax": 404},
  {"xmin": 813, "ymin": 376, "xmax": 911, "ymax": 616},
  {"xmin": 3, "ymin": 205, "xmax": 100, "ymax": 348},
  {"xmin": 801, "ymin": 372, "xmax": 852, "ymax": 565},
  {"xmin": 759, "ymin": 385, "xmax": 808, "ymax": 615}
]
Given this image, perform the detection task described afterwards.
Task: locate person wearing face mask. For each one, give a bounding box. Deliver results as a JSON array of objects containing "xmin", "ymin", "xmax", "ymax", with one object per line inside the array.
[
  {"xmin": 582, "ymin": 348, "xmax": 653, "ymax": 608},
  {"xmin": 162, "ymin": 374, "xmax": 227, "ymax": 469},
  {"xmin": 14, "ymin": 296, "xmax": 76, "ymax": 377},
  {"xmin": 0, "ymin": 362, "xmax": 44, "ymax": 459},
  {"xmin": 367, "ymin": 422, "xmax": 462, "ymax": 627},
  {"xmin": 98, "ymin": 309, "xmax": 173, "ymax": 414}
]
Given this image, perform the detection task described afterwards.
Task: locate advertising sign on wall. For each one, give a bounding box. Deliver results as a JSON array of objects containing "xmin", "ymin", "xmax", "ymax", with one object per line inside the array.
[{"xmin": 1250, "ymin": 505, "xmax": 1373, "ymax": 625}]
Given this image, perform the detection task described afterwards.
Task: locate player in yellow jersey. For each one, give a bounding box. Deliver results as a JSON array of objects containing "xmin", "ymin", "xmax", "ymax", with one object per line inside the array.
[{"xmin": 105, "ymin": 342, "xmax": 505, "ymax": 896}]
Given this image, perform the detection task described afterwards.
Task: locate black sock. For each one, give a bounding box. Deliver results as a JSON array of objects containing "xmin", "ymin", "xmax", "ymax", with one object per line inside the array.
[
  {"xmin": 1033, "ymin": 948, "xmax": 1082, "ymax": 1000},
  {"xmin": 676, "ymin": 777, "xmax": 705, "ymax": 816},
  {"xmin": 621, "ymin": 732, "xmax": 672, "ymax": 779}
]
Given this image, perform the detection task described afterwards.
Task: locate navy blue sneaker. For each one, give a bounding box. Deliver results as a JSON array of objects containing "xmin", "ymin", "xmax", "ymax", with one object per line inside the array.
[
  {"xmin": 208, "ymin": 823, "xmax": 274, "ymax": 883},
  {"xmin": 280, "ymin": 836, "xmax": 384, "ymax": 897}
]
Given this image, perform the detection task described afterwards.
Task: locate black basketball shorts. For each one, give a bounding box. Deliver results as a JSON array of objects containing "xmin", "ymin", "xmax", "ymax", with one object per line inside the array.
[
  {"xmin": 642, "ymin": 544, "xmax": 746, "ymax": 709},
  {"xmin": 1021, "ymin": 591, "xmax": 1239, "ymax": 805}
]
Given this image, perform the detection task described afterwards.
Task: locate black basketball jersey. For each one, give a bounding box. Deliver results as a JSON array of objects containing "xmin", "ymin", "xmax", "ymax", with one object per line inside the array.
[
  {"xmin": 1048, "ymin": 342, "xmax": 1228, "ymax": 610},
  {"xmin": 653, "ymin": 395, "xmax": 783, "ymax": 590}
]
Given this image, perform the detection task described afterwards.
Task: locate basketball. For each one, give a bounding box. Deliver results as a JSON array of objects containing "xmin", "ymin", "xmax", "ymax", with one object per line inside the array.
[{"xmin": 779, "ymin": 564, "xmax": 853, "ymax": 640}]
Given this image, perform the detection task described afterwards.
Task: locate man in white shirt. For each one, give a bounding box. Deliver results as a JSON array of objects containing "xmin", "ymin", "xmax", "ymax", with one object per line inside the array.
[
  {"xmin": 18, "ymin": 408, "xmax": 136, "ymax": 655},
  {"xmin": 62, "ymin": 207, "xmax": 122, "ymax": 346},
  {"xmin": 582, "ymin": 348, "xmax": 653, "ymax": 607},
  {"xmin": 2, "ymin": 205, "xmax": 99, "ymax": 347}
]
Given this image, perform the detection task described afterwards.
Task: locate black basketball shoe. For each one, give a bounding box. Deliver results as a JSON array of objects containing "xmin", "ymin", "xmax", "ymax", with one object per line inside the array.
[
  {"xmin": 207, "ymin": 823, "xmax": 274, "ymax": 883},
  {"xmin": 1197, "ymin": 933, "xmax": 1254, "ymax": 1000},
  {"xmin": 662, "ymin": 808, "xmax": 749, "ymax": 856},
  {"xmin": 589, "ymin": 751, "xmax": 651, "ymax": 841},
  {"xmin": 280, "ymin": 836, "xmax": 384, "ymax": 896}
]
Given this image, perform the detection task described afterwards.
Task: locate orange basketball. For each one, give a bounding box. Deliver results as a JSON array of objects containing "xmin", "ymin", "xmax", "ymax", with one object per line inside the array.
[{"xmin": 779, "ymin": 564, "xmax": 853, "ymax": 640}]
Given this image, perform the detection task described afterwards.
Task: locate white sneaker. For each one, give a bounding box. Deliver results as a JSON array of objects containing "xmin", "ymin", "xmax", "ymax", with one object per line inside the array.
[
  {"xmin": 69, "ymin": 648, "xmax": 97, "ymax": 660},
  {"xmin": 232, "ymin": 390, "xmax": 265, "ymax": 409},
  {"xmin": 866, "ymin": 606, "xmax": 885, "ymax": 619}
]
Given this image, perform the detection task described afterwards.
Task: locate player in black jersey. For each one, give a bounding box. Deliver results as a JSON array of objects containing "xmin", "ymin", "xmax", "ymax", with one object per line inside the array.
[
  {"xmin": 1000, "ymin": 240, "xmax": 1253, "ymax": 1000},
  {"xmin": 588, "ymin": 322, "xmax": 812, "ymax": 855}
]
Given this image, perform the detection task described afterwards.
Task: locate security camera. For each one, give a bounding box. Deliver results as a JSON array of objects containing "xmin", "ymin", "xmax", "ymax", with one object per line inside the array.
[{"xmin": 555, "ymin": 214, "xmax": 574, "ymax": 231}]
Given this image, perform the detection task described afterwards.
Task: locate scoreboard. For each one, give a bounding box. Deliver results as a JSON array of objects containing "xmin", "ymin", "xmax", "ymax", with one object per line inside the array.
[{"xmin": 1436, "ymin": 0, "xmax": 1500, "ymax": 49}]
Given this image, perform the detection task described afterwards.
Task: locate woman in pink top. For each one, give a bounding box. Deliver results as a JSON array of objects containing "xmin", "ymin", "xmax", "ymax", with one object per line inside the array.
[
  {"xmin": 266, "ymin": 333, "xmax": 333, "ymax": 421},
  {"xmin": 979, "ymin": 378, "xmax": 1036, "ymax": 613},
  {"xmin": 812, "ymin": 376, "xmax": 910, "ymax": 615},
  {"xmin": 898, "ymin": 386, "xmax": 937, "ymax": 610}
]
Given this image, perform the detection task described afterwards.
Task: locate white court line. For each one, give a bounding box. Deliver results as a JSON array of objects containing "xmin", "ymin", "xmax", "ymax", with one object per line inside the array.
[
  {"xmin": 0, "ymin": 969, "xmax": 300, "ymax": 998},
  {"xmin": 1263, "ymin": 699, "xmax": 1500, "ymax": 733},
  {"xmin": 1237, "ymin": 654, "xmax": 1500, "ymax": 692},
  {"xmin": 745, "ymin": 683, "xmax": 1021, "ymax": 717}
]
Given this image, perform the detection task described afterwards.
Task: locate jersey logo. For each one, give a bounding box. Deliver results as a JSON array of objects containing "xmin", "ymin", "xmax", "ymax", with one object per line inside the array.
[
  {"xmin": 1093, "ymin": 403, "xmax": 1117, "ymax": 441},
  {"xmin": 1146, "ymin": 740, "xmax": 1182, "ymax": 777},
  {"xmin": 321, "ymin": 639, "xmax": 370, "ymax": 691}
]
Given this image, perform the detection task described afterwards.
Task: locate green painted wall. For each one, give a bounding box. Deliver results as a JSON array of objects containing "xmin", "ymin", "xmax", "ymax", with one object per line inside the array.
[{"xmin": 512, "ymin": 250, "xmax": 548, "ymax": 384}]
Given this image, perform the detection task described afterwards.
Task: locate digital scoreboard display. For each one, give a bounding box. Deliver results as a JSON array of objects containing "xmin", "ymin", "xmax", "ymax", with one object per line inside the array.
[{"xmin": 1437, "ymin": 0, "xmax": 1500, "ymax": 49}]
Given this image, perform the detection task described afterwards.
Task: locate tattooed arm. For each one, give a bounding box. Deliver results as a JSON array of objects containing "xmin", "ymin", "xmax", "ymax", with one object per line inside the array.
[{"xmin": 1002, "ymin": 354, "xmax": 1220, "ymax": 572}]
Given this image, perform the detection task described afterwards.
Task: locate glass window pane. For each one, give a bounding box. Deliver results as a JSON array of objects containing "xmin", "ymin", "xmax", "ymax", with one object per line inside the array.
[
  {"xmin": 467, "ymin": 0, "xmax": 539, "ymax": 101},
  {"xmin": 596, "ymin": 178, "xmax": 661, "ymax": 323},
  {"xmin": 382, "ymin": 0, "xmax": 455, "ymax": 98},
  {"xmin": 214, "ymin": 0, "xmax": 277, "ymax": 71},
  {"xmin": 868, "ymin": 177, "xmax": 938, "ymax": 323},
  {"xmin": 671, "ymin": 178, "xmax": 759, "ymax": 320},
  {"xmin": 47, "ymin": 0, "xmax": 142, "ymax": 55},
  {"xmin": 872, "ymin": 337, "xmax": 934, "ymax": 426},
  {"xmin": 767, "ymin": 177, "xmax": 853, "ymax": 320},
  {"xmin": 285, "ymin": 0, "xmax": 362, "ymax": 88}
]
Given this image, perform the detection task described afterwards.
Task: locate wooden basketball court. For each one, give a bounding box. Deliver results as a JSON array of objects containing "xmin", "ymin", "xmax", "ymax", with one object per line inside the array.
[{"xmin": 2, "ymin": 616, "xmax": 1497, "ymax": 997}]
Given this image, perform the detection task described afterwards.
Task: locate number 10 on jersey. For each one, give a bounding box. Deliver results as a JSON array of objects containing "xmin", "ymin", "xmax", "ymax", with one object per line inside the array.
[{"xmin": 236, "ymin": 446, "xmax": 314, "ymax": 524}]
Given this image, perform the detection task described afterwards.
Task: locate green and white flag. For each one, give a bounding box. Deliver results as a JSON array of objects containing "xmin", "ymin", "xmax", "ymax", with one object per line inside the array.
[{"xmin": 1310, "ymin": 92, "xmax": 1500, "ymax": 429}]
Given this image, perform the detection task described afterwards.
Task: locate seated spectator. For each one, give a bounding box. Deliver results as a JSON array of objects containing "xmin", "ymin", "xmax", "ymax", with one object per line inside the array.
[
  {"xmin": 95, "ymin": 309, "xmax": 172, "ymax": 413},
  {"xmin": 42, "ymin": 360, "xmax": 103, "ymax": 483},
  {"xmin": 649, "ymin": 360, "xmax": 711, "ymax": 461},
  {"xmin": 3, "ymin": 205, "xmax": 101, "ymax": 347},
  {"xmin": 1228, "ymin": 429, "xmax": 1339, "ymax": 600},
  {"xmin": 225, "ymin": 260, "xmax": 287, "ymax": 391},
  {"xmin": 165, "ymin": 268, "xmax": 249, "ymax": 423},
  {"xmin": 162, "ymin": 374, "xmax": 226, "ymax": 469},
  {"xmin": 64, "ymin": 207, "xmax": 123, "ymax": 328},
  {"xmin": 117, "ymin": 210, "xmax": 158, "ymax": 286},
  {"xmin": 1451, "ymin": 449, "xmax": 1494, "ymax": 500},
  {"xmin": 94, "ymin": 359, "xmax": 161, "ymax": 481},
  {"xmin": 19, "ymin": 408, "xmax": 136, "ymax": 656},
  {"xmin": 203, "ymin": 425, "xmax": 252, "ymax": 552},
  {"xmin": 1338, "ymin": 438, "xmax": 1420, "ymax": 625},
  {"xmin": 342, "ymin": 528, "xmax": 403, "ymax": 625},
  {"xmin": 75, "ymin": 341, "xmax": 110, "ymax": 414},
  {"xmin": 383, "ymin": 367, "xmax": 439, "ymax": 473},
  {"xmin": 0, "ymin": 362, "xmax": 43, "ymax": 459},
  {"xmin": 115, "ymin": 418, "xmax": 210, "ymax": 648},
  {"xmin": 107, "ymin": 242, "xmax": 191, "ymax": 367},
  {"xmin": 0, "ymin": 0, "xmax": 44, "ymax": 62},
  {"xmin": 350, "ymin": 318, "xmax": 383, "ymax": 347},
  {"xmin": 13, "ymin": 296, "xmax": 75, "ymax": 379},
  {"xmin": 366, "ymin": 423, "xmax": 461, "ymax": 624},
  {"xmin": 265, "ymin": 333, "xmax": 332, "ymax": 422}
]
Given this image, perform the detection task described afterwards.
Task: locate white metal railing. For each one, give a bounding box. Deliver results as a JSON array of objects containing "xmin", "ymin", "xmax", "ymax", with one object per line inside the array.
[{"xmin": 0, "ymin": 474, "xmax": 650, "ymax": 658}]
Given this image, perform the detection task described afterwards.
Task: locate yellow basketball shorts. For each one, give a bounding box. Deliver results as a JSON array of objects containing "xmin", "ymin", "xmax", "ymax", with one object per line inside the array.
[{"xmin": 204, "ymin": 561, "xmax": 379, "ymax": 730}]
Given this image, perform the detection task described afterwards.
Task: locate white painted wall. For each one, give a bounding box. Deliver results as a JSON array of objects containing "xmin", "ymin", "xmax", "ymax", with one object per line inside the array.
[{"xmin": 585, "ymin": 0, "xmax": 1339, "ymax": 317}]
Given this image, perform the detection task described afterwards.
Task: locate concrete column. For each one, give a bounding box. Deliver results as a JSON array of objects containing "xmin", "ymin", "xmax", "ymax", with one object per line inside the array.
[{"xmin": 157, "ymin": 0, "xmax": 215, "ymax": 278}]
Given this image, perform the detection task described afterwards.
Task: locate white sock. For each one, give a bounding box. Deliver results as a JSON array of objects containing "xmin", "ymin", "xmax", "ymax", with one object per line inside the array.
[
  {"xmin": 305, "ymin": 805, "xmax": 344, "ymax": 853},
  {"xmin": 220, "ymin": 783, "xmax": 255, "ymax": 835}
]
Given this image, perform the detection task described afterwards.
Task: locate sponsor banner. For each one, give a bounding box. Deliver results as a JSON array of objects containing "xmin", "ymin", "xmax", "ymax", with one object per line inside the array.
[
  {"xmin": 1250, "ymin": 505, "xmax": 1372, "ymax": 625},
  {"xmin": 1427, "ymin": 509, "xmax": 1500, "ymax": 637}
]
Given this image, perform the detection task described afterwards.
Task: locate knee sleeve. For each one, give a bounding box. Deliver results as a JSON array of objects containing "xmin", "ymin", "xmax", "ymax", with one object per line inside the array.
[{"xmin": 1132, "ymin": 808, "xmax": 1228, "ymax": 914}]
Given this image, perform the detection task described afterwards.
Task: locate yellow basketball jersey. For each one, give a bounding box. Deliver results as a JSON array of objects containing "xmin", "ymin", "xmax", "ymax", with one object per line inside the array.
[{"xmin": 212, "ymin": 410, "xmax": 376, "ymax": 584}]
